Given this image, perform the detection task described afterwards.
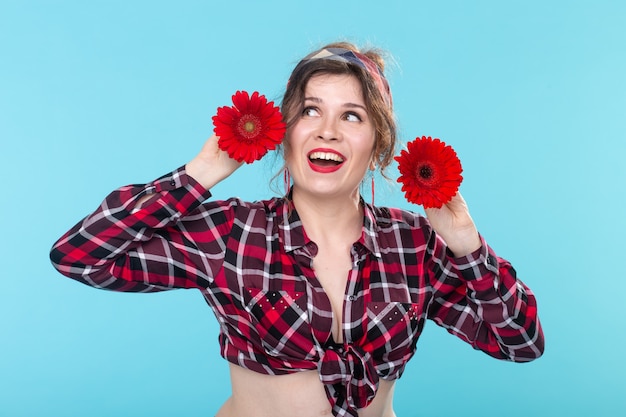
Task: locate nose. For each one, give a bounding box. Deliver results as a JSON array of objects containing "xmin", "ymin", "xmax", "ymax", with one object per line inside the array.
[{"xmin": 316, "ymin": 115, "xmax": 340, "ymax": 141}]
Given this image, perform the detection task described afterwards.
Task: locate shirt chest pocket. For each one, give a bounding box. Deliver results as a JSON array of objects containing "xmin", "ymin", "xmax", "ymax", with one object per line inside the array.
[
  {"xmin": 243, "ymin": 287, "xmax": 316, "ymax": 360},
  {"xmin": 366, "ymin": 302, "xmax": 422, "ymax": 357}
]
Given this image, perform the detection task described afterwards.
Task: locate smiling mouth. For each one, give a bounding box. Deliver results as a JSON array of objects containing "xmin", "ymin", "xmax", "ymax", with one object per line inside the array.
[{"xmin": 308, "ymin": 151, "xmax": 345, "ymax": 167}]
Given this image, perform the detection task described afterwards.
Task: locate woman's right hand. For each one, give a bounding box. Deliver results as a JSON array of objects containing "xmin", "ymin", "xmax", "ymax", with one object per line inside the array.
[{"xmin": 185, "ymin": 135, "xmax": 244, "ymax": 190}]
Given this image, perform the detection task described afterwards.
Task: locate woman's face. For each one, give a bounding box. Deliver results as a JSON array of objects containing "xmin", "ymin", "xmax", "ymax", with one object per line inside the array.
[{"xmin": 285, "ymin": 73, "xmax": 376, "ymax": 201}]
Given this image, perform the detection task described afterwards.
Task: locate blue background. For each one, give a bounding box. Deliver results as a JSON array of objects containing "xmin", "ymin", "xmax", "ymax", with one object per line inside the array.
[{"xmin": 2, "ymin": 1, "xmax": 625, "ymax": 416}]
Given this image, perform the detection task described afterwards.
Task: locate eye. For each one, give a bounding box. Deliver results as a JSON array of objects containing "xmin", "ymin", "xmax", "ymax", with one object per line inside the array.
[
  {"xmin": 302, "ymin": 106, "xmax": 319, "ymax": 117},
  {"xmin": 344, "ymin": 112, "xmax": 362, "ymax": 122}
]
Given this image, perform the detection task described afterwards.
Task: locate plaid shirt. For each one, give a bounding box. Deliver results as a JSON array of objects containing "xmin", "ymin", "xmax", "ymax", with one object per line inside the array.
[{"xmin": 50, "ymin": 166, "xmax": 544, "ymax": 416}]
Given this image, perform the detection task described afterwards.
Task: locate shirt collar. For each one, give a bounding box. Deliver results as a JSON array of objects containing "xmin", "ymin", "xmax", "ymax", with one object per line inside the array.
[
  {"xmin": 360, "ymin": 201, "xmax": 382, "ymax": 259},
  {"xmin": 274, "ymin": 197, "xmax": 309, "ymax": 253},
  {"xmin": 273, "ymin": 196, "xmax": 382, "ymax": 259}
]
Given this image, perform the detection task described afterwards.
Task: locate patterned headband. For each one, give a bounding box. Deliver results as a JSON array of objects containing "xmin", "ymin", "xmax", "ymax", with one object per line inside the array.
[{"xmin": 292, "ymin": 47, "xmax": 393, "ymax": 107}]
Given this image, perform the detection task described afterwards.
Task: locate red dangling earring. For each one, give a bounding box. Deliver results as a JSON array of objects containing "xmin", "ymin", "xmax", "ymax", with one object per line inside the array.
[
  {"xmin": 369, "ymin": 160, "xmax": 376, "ymax": 206},
  {"xmin": 284, "ymin": 168, "xmax": 291, "ymax": 195},
  {"xmin": 371, "ymin": 174, "xmax": 375, "ymax": 206}
]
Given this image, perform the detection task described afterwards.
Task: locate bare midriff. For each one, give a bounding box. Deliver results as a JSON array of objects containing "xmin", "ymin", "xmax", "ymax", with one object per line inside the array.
[{"xmin": 215, "ymin": 364, "xmax": 397, "ymax": 417}]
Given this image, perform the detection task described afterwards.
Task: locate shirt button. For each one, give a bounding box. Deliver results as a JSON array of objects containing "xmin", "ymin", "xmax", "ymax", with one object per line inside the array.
[
  {"xmin": 348, "ymin": 295, "xmax": 356, "ymax": 301},
  {"xmin": 169, "ymin": 179, "xmax": 176, "ymax": 187}
]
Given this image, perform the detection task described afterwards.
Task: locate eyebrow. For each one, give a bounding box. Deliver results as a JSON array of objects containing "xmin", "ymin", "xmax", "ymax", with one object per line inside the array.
[{"xmin": 304, "ymin": 96, "xmax": 367, "ymax": 112}]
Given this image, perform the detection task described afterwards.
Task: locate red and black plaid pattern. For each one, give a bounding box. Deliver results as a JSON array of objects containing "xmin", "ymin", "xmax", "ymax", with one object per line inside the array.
[{"xmin": 50, "ymin": 167, "xmax": 544, "ymax": 416}]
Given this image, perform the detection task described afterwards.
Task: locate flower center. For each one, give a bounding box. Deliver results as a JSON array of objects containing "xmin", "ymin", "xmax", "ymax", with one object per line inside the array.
[
  {"xmin": 237, "ymin": 114, "xmax": 262, "ymax": 141},
  {"xmin": 419, "ymin": 165, "xmax": 433, "ymax": 179},
  {"xmin": 416, "ymin": 162, "xmax": 439, "ymax": 187},
  {"xmin": 243, "ymin": 121, "xmax": 256, "ymax": 132}
]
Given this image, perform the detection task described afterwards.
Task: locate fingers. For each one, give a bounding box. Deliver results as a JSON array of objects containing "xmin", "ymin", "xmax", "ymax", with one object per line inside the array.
[{"xmin": 185, "ymin": 135, "xmax": 243, "ymax": 190}]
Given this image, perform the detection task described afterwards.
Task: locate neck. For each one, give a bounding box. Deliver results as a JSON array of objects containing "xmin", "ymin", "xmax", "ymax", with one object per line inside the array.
[{"xmin": 291, "ymin": 186, "xmax": 363, "ymax": 243}]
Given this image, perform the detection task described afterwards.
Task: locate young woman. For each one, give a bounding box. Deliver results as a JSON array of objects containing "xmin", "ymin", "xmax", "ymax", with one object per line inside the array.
[{"xmin": 50, "ymin": 42, "xmax": 544, "ymax": 417}]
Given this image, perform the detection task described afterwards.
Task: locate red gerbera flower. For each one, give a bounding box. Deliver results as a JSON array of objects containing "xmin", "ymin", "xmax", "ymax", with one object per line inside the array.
[
  {"xmin": 212, "ymin": 91, "xmax": 286, "ymax": 163},
  {"xmin": 394, "ymin": 136, "xmax": 463, "ymax": 209}
]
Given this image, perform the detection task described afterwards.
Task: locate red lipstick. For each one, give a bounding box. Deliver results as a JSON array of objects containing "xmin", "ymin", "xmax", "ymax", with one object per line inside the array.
[{"xmin": 307, "ymin": 148, "xmax": 345, "ymax": 173}]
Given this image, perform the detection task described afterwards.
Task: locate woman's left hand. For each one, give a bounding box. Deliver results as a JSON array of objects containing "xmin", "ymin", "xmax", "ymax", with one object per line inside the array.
[{"xmin": 424, "ymin": 192, "xmax": 481, "ymax": 257}]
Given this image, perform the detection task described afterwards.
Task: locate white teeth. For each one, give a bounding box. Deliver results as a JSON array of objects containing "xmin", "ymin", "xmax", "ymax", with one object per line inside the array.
[{"xmin": 309, "ymin": 152, "xmax": 344, "ymax": 162}]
